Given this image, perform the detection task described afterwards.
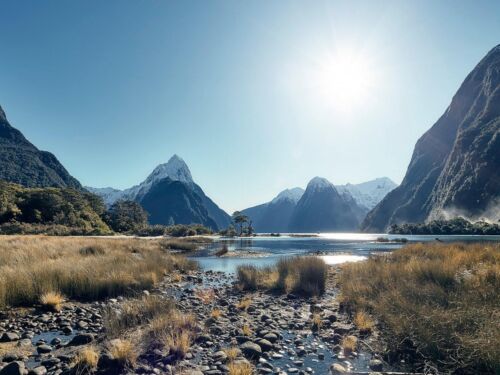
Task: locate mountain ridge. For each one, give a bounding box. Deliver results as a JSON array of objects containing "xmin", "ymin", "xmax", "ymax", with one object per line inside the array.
[
  {"xmin": 362, "ymin": 45, "xmax": 500, "ymax": 232},
  {"xmin": 0, "ymin": 105, "xmax": 81, "ymax": 189}
]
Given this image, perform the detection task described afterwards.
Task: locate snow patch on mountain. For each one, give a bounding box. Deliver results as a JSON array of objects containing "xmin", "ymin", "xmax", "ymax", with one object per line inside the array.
[
  {"xmin": 271, "ymin": 187, "xmax": 304, "ymax": 204},
  {"xmin": 335, "ymin": 177, "xmax": 397, "ymax": 210},
  {"xmin": 307, "ymin": 176, "xmax": 334, "ymax": 191},
  {"xmin": 87, "ymin": 155, "xmax": 194, "ymax": 205}
]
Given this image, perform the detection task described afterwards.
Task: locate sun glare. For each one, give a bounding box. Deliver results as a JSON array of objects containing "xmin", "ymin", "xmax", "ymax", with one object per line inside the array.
[{"xmin": 308, "ymin": 48, "xmax": 376, "ymax": 112}]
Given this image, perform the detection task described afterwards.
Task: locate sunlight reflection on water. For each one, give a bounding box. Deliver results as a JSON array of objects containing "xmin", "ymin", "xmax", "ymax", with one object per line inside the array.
[{"xmin": 320, "ymin": 254, "xmax": 367, "ymax": 265}]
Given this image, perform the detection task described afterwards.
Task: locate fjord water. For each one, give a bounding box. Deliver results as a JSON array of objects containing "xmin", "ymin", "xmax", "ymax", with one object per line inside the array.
[{"xmin": 193, "ymin": 233, "xmax": 500, "ymax": 273}]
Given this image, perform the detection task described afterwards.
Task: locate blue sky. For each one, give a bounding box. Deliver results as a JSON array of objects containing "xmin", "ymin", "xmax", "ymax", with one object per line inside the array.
[{"xmin": 0, "ymin": 1, "xmax": 499, "ymax": 213}]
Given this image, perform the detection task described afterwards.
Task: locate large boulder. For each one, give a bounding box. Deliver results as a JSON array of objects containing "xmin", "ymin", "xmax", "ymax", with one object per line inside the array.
[
  {"xmin": 240, "ymin": 341, "xmax": 262, "ymax": 359},
  {"xmin": 0, "ymin": 361, "xmax": 28, "ymax": 375}
]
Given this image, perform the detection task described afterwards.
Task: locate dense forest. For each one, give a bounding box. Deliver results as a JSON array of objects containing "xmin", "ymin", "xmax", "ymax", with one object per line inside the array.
[{"xmin": 389, "ymin": 217, "xmax": 500, "ymax": 235}]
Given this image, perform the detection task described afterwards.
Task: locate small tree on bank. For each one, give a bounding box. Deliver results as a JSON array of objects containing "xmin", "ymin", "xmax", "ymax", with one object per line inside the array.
[{"xmin": 232, "ymin": 211, "xmax": 248, "ymax": 236}]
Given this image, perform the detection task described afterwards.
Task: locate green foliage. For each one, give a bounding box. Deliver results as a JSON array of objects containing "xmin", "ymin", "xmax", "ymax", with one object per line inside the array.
[
  {"xmin": 389, "ymin": 217, "xmax": 500, "ymax": 235},
  {"xmin": 165, "ymin": 224, "xmax": 212, "ymax": 237},
  {"xmin": 219, "ymin": 224, "xmax": 237, "ymax": 237},
  {"xmin": 0, "ymin": 180, "xmax": 111, "ymax": 235},
  {"xmin": 104, "ymin": 200, "xmax": 148, "ymax": 233}
]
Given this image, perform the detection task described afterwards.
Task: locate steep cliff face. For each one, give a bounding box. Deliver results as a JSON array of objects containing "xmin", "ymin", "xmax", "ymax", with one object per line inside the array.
[
  {"xmin": 139, "ymin": 177, "xmax": 218, "ymax": 229},
  {"xmin": 0, "ymin": 105, "xmax": 81, "ymax": 189},
  {"xmin": 362, "ymin": 45, "xmax": 500, "ymax": 232}
]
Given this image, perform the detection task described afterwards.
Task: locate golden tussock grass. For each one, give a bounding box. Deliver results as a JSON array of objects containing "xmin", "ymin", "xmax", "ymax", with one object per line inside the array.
[
  {"xmin": 241, "ymin": 324, "xmax": 252, "ymax": 336},
  {"xmin": 339, "ymin": 242, "xmax": 500, "ymax": 373},
  {"xmin": 0, "ymin": 236, "xmax": 197, "ymax": 308},
  {"xmin": 39, "ymin": 291, "xmax": 64, "ymax": 312},
  {"xmin": 104, "ymin": 295, "xmax": 175, "ymax": 337},
  {"xmin": 237, "ymin": 257, "xmax": 328, "ymax": 297},
  {"xmin": 147, "ymin": 310, "xmax": 197, "ymax": 359},
  {"xmin": 195, "ymin": 288, "xmax": 215, "ymax": 304},
  {"xmin": 223, "ymin": 347, "xmax": 241, "ymax": 362},
  {"xmin": 71, "ymin": 345, "xmax": 99, "ymax": 373},
  {"xmin": 353, "ymin": 310, "xmax": 375, "ymax": 334},
  {"xmin": 210, "ymin": 308, "xmax": 222, "ymax": 319},
  {"xmin": 228, "ymin": 361, "xmax": 254, "ymax": 375},
  {"xmin": 342, "ymin": 335, "xmax": 358, "ymax": 355},
  {"xmin": 236, "ymin": 296, "xmax": 252, "ymax": 311},
  {"xmin": 311, "ymin": 313, "xmax": 323, "ymax": 331},
  {"xmin": 108, "ymin": 339, "xmax": 137, "ymax": 367}
]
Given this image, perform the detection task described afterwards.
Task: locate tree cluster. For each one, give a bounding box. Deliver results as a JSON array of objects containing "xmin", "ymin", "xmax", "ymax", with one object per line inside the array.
[
  {"xmin": 389, "ymin": 217, "xmax": 500, "ymax": 235},
  {"xmin": 0, "ymin": 180, "xmax": 111, "ymax": 234}
]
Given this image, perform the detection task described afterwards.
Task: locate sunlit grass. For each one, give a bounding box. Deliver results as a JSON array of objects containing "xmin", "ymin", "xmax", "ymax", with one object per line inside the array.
[
  {"xmin": 0, "ymin": 236, "xmax": 197, "ymax": 308},
  {"xmin": 339, "ymin": 242, "xmax": 500, "ymax": 373}
]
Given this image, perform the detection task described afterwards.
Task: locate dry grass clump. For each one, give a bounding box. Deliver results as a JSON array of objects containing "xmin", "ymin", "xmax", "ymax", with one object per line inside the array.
[
  {"xmin": 228, "ymin": 361, "xmax": 254, "ymax": 375},
  {"xmin": 339, "ymin": 242, "xmax": 500, "ymax": 373},
  {"xmin": 236, "ymin": 296, "xmax": 252, "ymax": 311},
  {"xmin": 241, "ymin": 324, "xmax": 252, "ymax": 336},
  {"xmin": 148, "ymin": 311, "xmax": 198, "ymax": 360},
  {"xmin": 171, "ymin": 273, "xmax": 183, "ymax": 283},
  {"xmin": 195, "ymin": 288, "xmax": 215, "ymax": 304},
  {"xmin": 71, "ymin": 346, "xmax": 99, "ymax": 373},
  {"xmin": 342, "ymin": 335, "xmax": 358, "ymax": 356},
  {"xmin": 0, "ymin": 236, "xmax": 197, "ymax": 308},
  {"xmin": 237, "ymin": 257, "xmax": 328, "ymax": 297},
  {"xmin": 160, "ymin": 239, "xmax": 202, "ymax": 252},
  {"xmin": 224, "ymin": 347, "xmax": 241, "ymax": 362},
  {"xmin": 40, "ymin": 291, "xmax": 64, "ymax": 312},
  {"xmin": 79, "ymin": 245, "xmax": 106, "ymax": 256},
  {"xmin": 108, "ymin": 339, "xmax": 137, "ymax": 368},
  {"xmin": 211, "ymin": 308, "xmax": 222, "ymax": 319},
  {"xmin": 354, "ymin": 310, "xmax": 375, "ymax": 334},
  {"xmin": 104, "ymin": 295, "xmax": 175, "ymax": 337},
  {"xmin": 165, "ymin": 331, "xmax": 192, "ymax": 358},
  {"xmin": 311, "ymin": 313, "xmax": 323, "ymax": 331}
]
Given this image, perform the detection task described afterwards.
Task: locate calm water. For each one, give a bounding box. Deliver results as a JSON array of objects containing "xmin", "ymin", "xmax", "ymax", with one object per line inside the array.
[{"xmin": 192, "ymin": 233, "xmax": 500, "ymax": 273}]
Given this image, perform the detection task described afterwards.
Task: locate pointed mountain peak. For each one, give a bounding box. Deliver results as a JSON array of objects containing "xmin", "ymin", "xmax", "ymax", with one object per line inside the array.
[
  {"xmin": 147, "ymin": 154, "xmax": 193, "ymax": 185},
  {"xmin": 306, "ymin": 176, "xmax": 333, "ymax": 190},
  {"xmin": 271, "ymin": 187, "xmax": 304, "ymax": 204}
]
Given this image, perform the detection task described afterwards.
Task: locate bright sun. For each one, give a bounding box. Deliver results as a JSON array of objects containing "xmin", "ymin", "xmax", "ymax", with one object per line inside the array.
[{"xmin": 309, "ymin": 48, "xmax": 375, "ymax": 112}]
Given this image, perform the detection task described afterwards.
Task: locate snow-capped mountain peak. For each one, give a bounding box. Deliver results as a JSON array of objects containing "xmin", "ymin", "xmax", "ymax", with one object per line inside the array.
[
  {"xmin": 144, "ymin": 155, "xmax": 193, "ymax": 186},
  {"xmin": 86, "ymin": 154, "xmax": 194, "ymax": 205},
  {"xmin": 271, "ymin": 187, "xmax": 304, "ymax": 204},
  {"xmin": 306, "ymin": 176, "xmax": 333, "ymax": 191}
]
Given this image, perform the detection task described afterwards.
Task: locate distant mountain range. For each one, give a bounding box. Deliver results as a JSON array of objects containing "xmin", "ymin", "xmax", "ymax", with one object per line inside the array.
[
  {"xmin": 362, "ymin": 44, "xmax": 500, "ymax": 232},
  {"xmin": 0, "ymin": 105, "xmax": 81, "ymax": 189},
  {"xmin": 241, "ymin": 177, "xmax": 396, "ymax": 233},
  {"xmin": 87, "ymin": 155, "xmax": 231, "ymax": 230},
  {"xmin": 2, "ymin": 45, "xmax": 498, "ymax": 235}
]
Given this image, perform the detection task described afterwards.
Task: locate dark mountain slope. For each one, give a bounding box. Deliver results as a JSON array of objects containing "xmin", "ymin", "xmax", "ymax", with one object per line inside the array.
[
  {"xmin": 289, "ymin": 177, "xmax": 366, "ymax": 232},
  {"xmin": 362, "ymin": 45, "xmax": 500, "ymax": 232},
  {"xmin": 139, "ymin": 177, "xmax": 218, "ymax": 229},
  {"xmin": 0, "ymin": 105, "xmax": 81, "ymax": 189}
]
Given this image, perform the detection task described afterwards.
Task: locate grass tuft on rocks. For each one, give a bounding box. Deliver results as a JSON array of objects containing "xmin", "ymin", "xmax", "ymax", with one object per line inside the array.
[
  {"xmin": 39, "ymin": 291, "xmax": 64, "ymax": 312},
  {"xmin": 353, "ymin": 310, "xmax": 375, "ymax": 334},
  {"xmin": 237, "ymin": 256, "xmax": 328, "ymax": 297},
  {"xmin": 71, "ymin": 346, "xmax": 99, "ymax": 373},
  {"xmin": 339, "ymin": 242, "xmax": 500, "ymax": 374},
  {"xmin": 104, "ymin": 295, "xmax": 175, "ymax": 337},
  {"xmin": 108, "ymin": 339, "xmax": 137, "ymax": 368},
  {"xmin": 228, "ymin": 361, "xmax": 254, "ymax": 375}
]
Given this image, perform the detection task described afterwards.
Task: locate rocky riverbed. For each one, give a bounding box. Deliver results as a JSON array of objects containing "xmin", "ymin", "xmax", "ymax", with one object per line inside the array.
[{"xmin": 0, "ymin": 268, "xmax": 412, "ymax": 375}]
